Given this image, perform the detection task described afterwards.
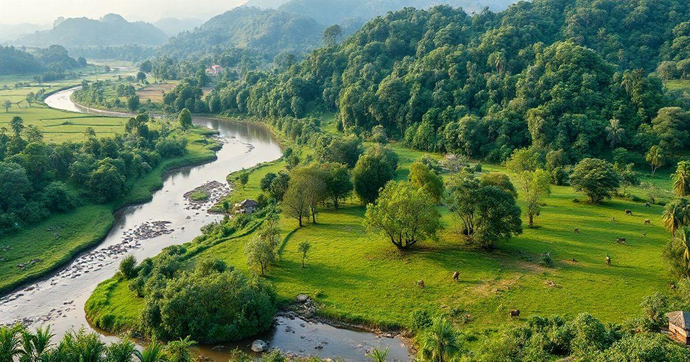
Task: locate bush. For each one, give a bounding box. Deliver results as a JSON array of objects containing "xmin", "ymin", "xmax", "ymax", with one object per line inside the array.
[
  {"xmin": 539, "ymin": 253, "xmax": 554, "ymax": 268},
  {"xmin": 119, "ymin": 255, "xmax": 138, "ymax": 279},
  {"xmin": 410, "ymin": 310, "xmax": 432, "ymax": 331}
]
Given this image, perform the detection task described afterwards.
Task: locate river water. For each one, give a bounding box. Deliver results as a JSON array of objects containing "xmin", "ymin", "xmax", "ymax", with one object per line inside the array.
[{"xmin": 1, "ymin": 88, "xmax": 411, "ymax": 361}]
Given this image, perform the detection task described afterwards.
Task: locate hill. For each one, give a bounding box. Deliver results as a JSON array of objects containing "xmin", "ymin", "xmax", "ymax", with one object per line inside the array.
[
  {"xmin": 278, "ymin": 0, "xmax": 516, "ymax": 25},
  {"xmin": 0, "ymin": 45, "xmax": 82, "ymax": 75},
  {"xmin": 153, "ymin": 18, "xmax": 204, "ymax": 37},
  {"xmin": 159, "ymin": 7, "xmax": 324, "ymax": 58},
  {"xmin": 14, "ymin": 14, "xmax": 169, "ymax": 48}
]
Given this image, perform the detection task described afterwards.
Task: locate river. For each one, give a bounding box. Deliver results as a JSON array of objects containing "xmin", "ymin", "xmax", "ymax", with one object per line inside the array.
[{"xmin": 0, "ymin": 88, "xmax": 411, "ymax": 361}]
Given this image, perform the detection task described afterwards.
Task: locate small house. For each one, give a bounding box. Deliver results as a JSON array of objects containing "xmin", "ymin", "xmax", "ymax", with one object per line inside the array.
[
  {"xmin": 666, "ymin": 311, "xmax": 690, "ymax": 344},
  {"xmin": 205, "ymin": 65, "xmax": 223, "ymax": 75},
  {"xmin": 235, "ymin": 199, "xmax": 259, "ymax": 214}
]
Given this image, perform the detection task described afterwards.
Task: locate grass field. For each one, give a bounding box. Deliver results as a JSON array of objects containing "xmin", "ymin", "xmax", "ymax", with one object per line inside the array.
[{"xmin": 87, "ymin": 130, "xmax": 676, "ymax": 339}]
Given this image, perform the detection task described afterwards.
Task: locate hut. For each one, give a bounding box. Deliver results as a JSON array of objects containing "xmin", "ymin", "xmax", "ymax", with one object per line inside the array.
[
  {"xmin": 235, "ymin": 199, "xmax": 259, "ymax": 214},
  {"xmin": 666, "ymin": 311, "xmax": 690, "ymax": 344}
]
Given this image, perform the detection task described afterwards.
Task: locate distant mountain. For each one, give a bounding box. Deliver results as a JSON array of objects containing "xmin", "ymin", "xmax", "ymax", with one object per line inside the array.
[
  {"xmin": 0, "ymin": 23, "xmax": 51, "ymax": 43},
  {"xmin": 14, "ymin": 14, "xmax": 169, "ymax": 48},
  {"xmin": 278, "ymin": 0, "xmax": 517, "ymax": 25},
  {"xmin": 154, "ymin": 18, "xmax": 204, "ymax": 37},
  {"xmin": 159, "ymin": 7, "xmax": 324, "ymax": 58},
  {"xmin": 242, "ymin": 0, "xmax": 291, "ymax": 9}
]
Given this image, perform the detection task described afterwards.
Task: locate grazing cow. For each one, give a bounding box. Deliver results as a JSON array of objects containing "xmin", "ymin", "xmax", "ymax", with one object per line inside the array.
[
  {"xmin": 645, "ymin": 202, "xmax": 651, "ymax": 208},
  {"xmin": 643, "ymin": 233, "xmax": 647, "ymax": 238},
  {"xmin": 417, "ymin": 280, "xmax": 425, "ymax": 288},
  {"xmin": 611, "ymin": 217, "xmax": 616, "ymax": 222},
  {"xmin": 452, "ymin": 271, "xmax": 460, "ymax": 282},
  {"xmin": 616, "ymin": 238, "xmax": 626, "ymax": 244},
  {"xmin": 644, "ymin": 219, "xmax": 651, "ymax": 225},
  {"xmin": 606, "ymin": 256, "xmax": 611, "ymax": 266},
  {"xmin": 510, "ymin": 309, "xmax": 520, "ymax": 319},
  {"xmin": 625, "ymin": 209, "xmax": 633, "ymax": 216},
  {"xmin": 574, "ymin": 228, "xmax": 580, "ymax": 234}
]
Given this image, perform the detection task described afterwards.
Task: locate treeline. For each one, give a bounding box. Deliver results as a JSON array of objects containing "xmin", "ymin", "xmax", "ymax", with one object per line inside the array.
[
  {"xmin": 0, "ymin": 115, "xmax": 187, "ymax": 236},
  {"xmin": 68, "ymin": 44, "xmax": 156, "ymax": 62},
  {"xmin": 0, "ymin": 45, "xmax": 85, "ymax": 76},
  {"xmin": 200, "ymin": 0, "xmax": 690, "ymax": 164}
]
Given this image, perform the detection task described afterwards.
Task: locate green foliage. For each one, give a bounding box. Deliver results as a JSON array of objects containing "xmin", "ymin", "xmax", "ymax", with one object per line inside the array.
[
  {"xmin": 140, "ymin": 259, "xmax": 277, "ymax": 343},
  {"xmin": 570, "ymin": 158, "xmax": 620, "ymax": 203},
  {"xmin": 408, "ymin": 162, "xmax": 444, "ymax": 203},
  {"xmin": 178, "ymin": 108, "xmax": 193, "ymax": 130},
  {"xmin": 364, "ymin": 181, "xmax": 441, "ymax": 249},
  {"xmin": 446, "ymin": 173, "xmax": 523, "ymax": 248},
  {"xmin": 119, "ymin": 255, "xmax": 138, "ymax": 279},
  {"xmin": 416, "ymin": 317, "xmax": 462, "ymax": 362},
  {"xmin": 297, "ymin": 240, "xmax": 311, "ymax": 268},
  {"xmin": 672, "ymin": 161, "xmax": 690, "ymax": 197},
  {"xmin": 353, "ymin": 146, "xmax": 398, "ymax": 204},
  {"xmin": 410, "ymin": 310, "xmax": 433, "ymax": 331},
  {"xmin": 245, "ymin": 236, "xmax": 277, "ymax": 276}
]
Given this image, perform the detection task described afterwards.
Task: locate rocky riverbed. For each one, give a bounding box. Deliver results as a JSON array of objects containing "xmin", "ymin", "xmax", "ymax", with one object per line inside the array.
[{"xmin": 183, "ymin": 181, "xmax": 231, "ymax": 211}]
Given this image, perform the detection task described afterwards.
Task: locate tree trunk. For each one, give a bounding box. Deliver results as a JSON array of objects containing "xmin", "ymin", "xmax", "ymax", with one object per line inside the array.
[
  {"xmin": 298, "ymin": 215, "xmax": 302, "ymax": 228},
  {"xmin": 301, "ymin": 258, "xmax": 305, "ymax": 268},
  {"xmin": 529, "ymin": 213, "xmax": 534, "ymax": 228}
]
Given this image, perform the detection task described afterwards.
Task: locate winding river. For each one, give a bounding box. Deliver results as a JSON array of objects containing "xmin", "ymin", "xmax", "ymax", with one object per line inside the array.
[{"xmin": 0, "ymin": 88, "xmax": 410, "ymax": 361}]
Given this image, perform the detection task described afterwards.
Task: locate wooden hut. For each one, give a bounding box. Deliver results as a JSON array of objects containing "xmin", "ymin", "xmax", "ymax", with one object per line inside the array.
[{"xmin": 666, "ymin": 311, "xmax": 690, "ymax": 344}]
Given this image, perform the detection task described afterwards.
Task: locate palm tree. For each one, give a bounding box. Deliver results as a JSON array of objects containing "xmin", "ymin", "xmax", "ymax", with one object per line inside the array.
[
  {"xmin": 416, "ymin": 317, "xmax": 461, "ymax": 362},
  {"xmin": 676, "ymin": 226, "xmax": 690, "ymax": 278},
  {"xmin": 164, "ymin": 336, "xmax": 196, "ymax": 362},
  {"xmin": 605, "ymin": 118, "xmax": 625, "ymax": 149},
  {"xmin": 21, "ymin": 325, "xmax": 54, "ymax": 361},
  {"xmin": 368, "ymin": 347, "xmax": 390, "ymax": 362},
  {"xmin": 673, "ymin": 161, "xmax": 690, "ymax": 197},
  {"xmin": 646, "ymin": 146, "xmax": 665, "ymax": 175},
  {"xmin": 135, "ymin": 339, "xmax": 166, "ymax": 362},
  {"xmin": 663, "ymin": 199, "xmax": 689, "ymax": 237},
  {"xmin": 106, "ymin": 338, "xmax": 137, "ymax": 362},
  {"xmin": 10, "ymin": 116, "xmax": 23, "ymax": 137},
  {"xmin": 0, "ymin": 326, "xmax": 24, "ymax": 361}
]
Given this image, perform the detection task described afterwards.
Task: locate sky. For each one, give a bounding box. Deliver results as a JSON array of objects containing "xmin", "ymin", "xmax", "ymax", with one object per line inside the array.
[{"xmin": 0, "ymin": 0, "xmax": 249, "ymax": 25}]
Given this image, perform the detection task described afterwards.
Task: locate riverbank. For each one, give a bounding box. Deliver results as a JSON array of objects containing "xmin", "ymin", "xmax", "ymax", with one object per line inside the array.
[{"xmin": 0, "ymin": 127, "xmax": 220, "ymax": 296}]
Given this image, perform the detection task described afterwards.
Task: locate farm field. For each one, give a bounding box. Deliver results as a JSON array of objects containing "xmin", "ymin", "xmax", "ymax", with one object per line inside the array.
[{"xmin": 0, "ymin": 67, "xmax": 134, "ymax": 143}]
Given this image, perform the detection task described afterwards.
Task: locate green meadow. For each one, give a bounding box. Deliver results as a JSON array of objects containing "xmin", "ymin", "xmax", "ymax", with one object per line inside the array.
[{"xmin": 87, "ymin": 131, "xmax": 675, "ymax": 337}]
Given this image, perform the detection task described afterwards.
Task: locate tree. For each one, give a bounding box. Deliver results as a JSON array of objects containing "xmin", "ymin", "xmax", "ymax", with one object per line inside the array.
[
  {"xmin": 237, "ymin": 171, "xmax": 249, "ymax": 189},
  {"xmin": 416, "ymin": 317, "xmax": 461, "ymax": 362},
  {"xmin": 246, "ymin": 236, "xmax": 276, "ymax": 277},
  {"xmin": 25, "ymin": 92, "xmax": 35, "ymax": 107},
  {"xmin": 9, "ymin": 117, "xmax": 24, "ymax": 137},
  {"xmin": 364, "ymin": 181, "xmax": 441, "ymax": 250},
  {"xmin": 3, "ymin": 100, "xmax": 11, "ymax": 112},
  {"xmin": 651, "ymin": 108, "xmax": 690, "ymax": 156},
  {"xmin": 646, "ymin": 146, "xmax": 666, "ymax": 175},
  {"xmin": 675, "ymin": 226, "xmax": 690, "ymax": 278},
  {"xmin": 673, "ymin": 161, "xmax": 690, "ymax": 197},
  {"xmin": 178, "ymin": 108, "xmax": 192, "ymax": 130},
  {"xmin": 320, "ymin": 162, "xmax": 353, "ymax": 209},
  {"xmin": 570, "ymin": 158, "xmax": 620, "ymax": 203},
  {"xmin": 663, "ymin": 198, "xmax": 690, "ymax": 237},
  {"xmin": 605, "ymin": 118, "xmax": 625, "ymax": 150},
  {"xmin": 24, "ymin": 125, "xmax": 42, "ymax": 143},
  {"xmin": 353, "ymin": 147, "xmax": 398, "ymax": 204},
  {"xmin": 283, "ymin": 173, "xmax": 312, "ymax": 227},
  {"xmin": 134, "ymin": 339, "xmax": 166, "ymax": 362},
  {"xmin": 324, "ymin": 24, "xmax": 342, "ymax": 46},
  {"xmin": 21, "ymin": 326, "xmax": 54, "ymax": 361},
  {"xmin": 408, "ymin": 162, "xmax": 444, "ymax": 203},
  {"xmin": 136, "ymin": 71, "xmax": 147, "ymax": 83},
  {"xmin": 657, "ymin": 61, "xmax": 678, "ymax": 80},
  {"xmin": 517, "ymin": 169, "xmax": 552, "ymax": 228},
  {"xmin": 297, "ymin": 240, "xmax": 311, "ymax": 268},
  {"xmin": 88, "ymin": 162, "xmax": 126, "ymax": 202},
  {"xmin": 119, "ymin": 255, "xmax": 137, "ymax": 279},
  {"xmin": 446, "ymin": 174, "xmax": 522, "ymax": 249}
]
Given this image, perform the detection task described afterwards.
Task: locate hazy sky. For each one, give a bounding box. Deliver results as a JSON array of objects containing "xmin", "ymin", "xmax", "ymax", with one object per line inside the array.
[{"xmin": 0, "ymin": 0, "xmax": 249, "ymax": 25}]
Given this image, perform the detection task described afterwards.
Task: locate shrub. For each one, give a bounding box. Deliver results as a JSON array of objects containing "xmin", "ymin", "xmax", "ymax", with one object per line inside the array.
[
  {"xmin": 410, "ymin": 310, "xmax": 432, "ymax": 331},
  {"xmin": 119, "ymin": 255, "xmax": 138, "ymax": 279}
]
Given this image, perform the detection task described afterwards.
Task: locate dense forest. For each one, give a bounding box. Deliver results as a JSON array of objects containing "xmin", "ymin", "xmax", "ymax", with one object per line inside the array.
[
  {"xmin": 0, "ymin": 45, "xmax": 84, "ymax": 75},
  {"xmin": 199, "ymin": 0, "xmax": 690, "ymax": 164}
]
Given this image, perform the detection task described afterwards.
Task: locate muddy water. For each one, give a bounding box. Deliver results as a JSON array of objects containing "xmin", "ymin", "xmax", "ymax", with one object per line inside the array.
[{"xmin": 1, "ymin": 88, "xmax": 411, "ymax": 361}]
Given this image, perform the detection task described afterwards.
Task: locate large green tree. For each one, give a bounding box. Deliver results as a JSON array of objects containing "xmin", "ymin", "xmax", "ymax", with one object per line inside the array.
[{"xmin": 570, "ymin": 158, "xmax": 620, "ymax": 203}]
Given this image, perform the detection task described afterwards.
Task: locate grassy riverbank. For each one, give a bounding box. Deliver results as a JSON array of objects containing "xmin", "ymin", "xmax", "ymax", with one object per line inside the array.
[
  {"xmin": 86, "ymin": 127, "xmax": 673, "ymax": 338},
  {"xmin": 0, "ymin": 127, "xmax": 219, "ymax": 295}
]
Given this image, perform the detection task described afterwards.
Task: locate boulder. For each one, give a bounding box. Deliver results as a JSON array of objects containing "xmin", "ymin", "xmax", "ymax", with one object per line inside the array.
[
  {"xmin": 251, "ymin": 339, "xmax": 267, "ymax": 353},
  {"xmin": 296, "ymin": 294, "xmax": 310, "ymax": 303}
]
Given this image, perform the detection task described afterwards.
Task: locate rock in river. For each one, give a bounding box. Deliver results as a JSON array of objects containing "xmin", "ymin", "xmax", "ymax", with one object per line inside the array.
[{"xmin": 251, "ymin": 339, "xmax": 268, "ymax": 353}]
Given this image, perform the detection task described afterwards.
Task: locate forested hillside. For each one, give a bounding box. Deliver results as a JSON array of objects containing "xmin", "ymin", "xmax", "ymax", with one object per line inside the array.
[
  {"xmin": 159, "ymin": 7, "xmax": 324, "ymax": 59},
  {"xmin": 278, "ymin": 0, "xmax": 516, "ymax": 25},
  {"xmin": 0, "ymin": 45, "xmax": 83, "ymax": 75},
  {"xmin": 204, "ymin": 0, "xmax": 690, "ymax": 163},
  {"xmin": 14, "ymin": 14, "xmax": 169, "ymax": 48}
]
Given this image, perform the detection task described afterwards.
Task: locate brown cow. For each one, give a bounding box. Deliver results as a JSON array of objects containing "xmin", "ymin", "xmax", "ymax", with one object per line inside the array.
[
  {"xmin": 616, "ymin": 238, "xmax": 626, "ymax": 244},
  {"xmin": 510, "ymin": 309, "xmax": 520, "ymax": 319},
  {"xmin": 644, "ymin": 219, "xmax": 651, "ymax": 225},
  {"xmin": 606, "ymin": 256, "xmax": 611, "ymax": 266},
  {"xmin": 452, "ymin": 271, "xmax": 460, "ymax": 282},
  {"xmin": 625, "ymin": 209, "xmax": 633, "ymax": 216},
  {"xmin": 573, "ymin": 228, "xmax": 580, "ymax": 234},
  {"xmin": 417, "ymin": 280, "xmax": 425, "ymax": 288}
]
